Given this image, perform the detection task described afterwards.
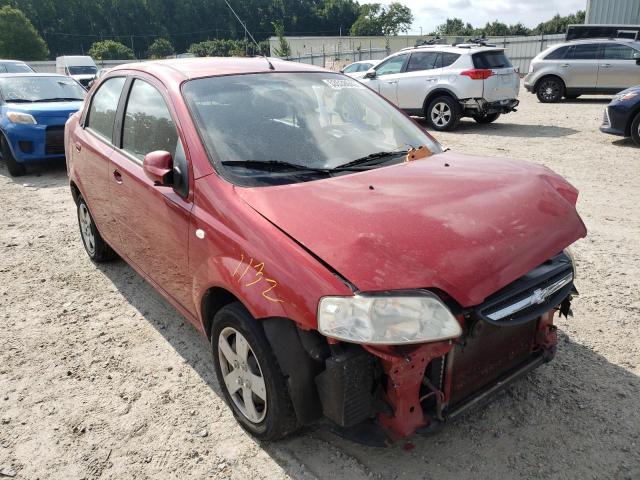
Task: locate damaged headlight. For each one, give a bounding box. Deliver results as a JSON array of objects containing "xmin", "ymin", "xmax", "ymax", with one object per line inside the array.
[
  {"xmin": 563, "ymin": 247, "xmax": 577, "ymax": 281},
  {"xmin": 318, "ymin": 292, "xmax": 462, "ymax": 345}
]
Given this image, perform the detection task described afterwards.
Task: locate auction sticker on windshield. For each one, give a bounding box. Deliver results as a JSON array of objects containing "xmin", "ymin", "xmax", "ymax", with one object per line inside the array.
[{"xmin": 322, "ymin": 78, "xmax": 365, "ymax": 90}]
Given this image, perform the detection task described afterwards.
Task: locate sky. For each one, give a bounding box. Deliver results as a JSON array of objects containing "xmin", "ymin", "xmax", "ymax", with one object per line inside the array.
[{"xmin": 360, "ymin": 0, "xmax": 588, "ymax": 35}]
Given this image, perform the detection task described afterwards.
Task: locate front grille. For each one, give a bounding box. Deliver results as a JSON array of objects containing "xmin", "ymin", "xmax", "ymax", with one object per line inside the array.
[
  {"xmin": 474, "ymin": 252, "xmax": 574, "ymax": 326},
  {"xmin": 45, "ymin": 126, "xmax": 65, "ymax": 155},
  {"xmin": 602, "ymin": 108, "xmax": 611, "ymax": 127}
]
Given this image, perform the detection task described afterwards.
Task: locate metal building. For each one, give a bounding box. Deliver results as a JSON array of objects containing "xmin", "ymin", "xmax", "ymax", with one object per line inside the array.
[{"xmin": 586, "ymin": 0, "xmax": 640, "ymax": 24}]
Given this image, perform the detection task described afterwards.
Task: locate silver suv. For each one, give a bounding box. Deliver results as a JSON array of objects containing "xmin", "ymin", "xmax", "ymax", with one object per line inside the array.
[
  {"xmin": 359, "ymin": 44, "xmax": 520, "ymax": 131},
  {"xmin": 524, "ymin": 38, "xmax": 640, "ymax": 103}
]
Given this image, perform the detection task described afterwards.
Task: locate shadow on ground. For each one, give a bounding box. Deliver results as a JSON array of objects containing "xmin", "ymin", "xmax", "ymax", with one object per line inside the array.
[
  {"xmin": 96, "ymin": 259, "xmax": 640, "ymax": 480},
  {"xmin": 0, "ymin": 158, "xmax": 68, "ymax": 189}
]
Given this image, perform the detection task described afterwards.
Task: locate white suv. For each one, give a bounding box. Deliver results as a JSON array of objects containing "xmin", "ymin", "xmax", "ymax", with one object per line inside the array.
[{"xmin": 359, "ymin": 44, "xmax": 520, "ymax": 131}]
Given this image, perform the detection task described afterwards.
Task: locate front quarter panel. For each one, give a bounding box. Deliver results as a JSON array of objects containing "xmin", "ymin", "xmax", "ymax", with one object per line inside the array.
[{"xmin": 190, "ymin": 175, "xmax": 353, "ymax": 332}]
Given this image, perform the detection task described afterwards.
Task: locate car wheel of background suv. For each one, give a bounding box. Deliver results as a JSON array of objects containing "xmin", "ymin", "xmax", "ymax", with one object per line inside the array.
[
  {"xmin": 211, "ymin": 302, "xmax": 298, "ymax": 441},
  {"xmin": 426, "ymin": 96, "xmax": 461, "ymax": 131},
  {"xmin": 76, "ymin": 196, "xmax": 117, "ymax": 262},
  {"xmin": 536, "ymin": 77, "xmax": 564, "ymax": 103},
  {"xmin": 1, "ymin": 135, "xmax": 26, "ymax": 177},
  {"xmin": 631, "ymin": 112, "xmax": 640, "ymax": 147},
  {"xmin": 473, "ymin": 112, "xmax": 501, "ymax": 124}
]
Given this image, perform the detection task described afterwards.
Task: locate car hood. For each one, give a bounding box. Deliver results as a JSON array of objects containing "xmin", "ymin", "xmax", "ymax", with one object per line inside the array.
[
  {"xmin": 235, "ymin": 152, "xmax": 587, "ymax": 307},
  {"xmin": 5, "ymin": 101, "xmax": 83, "ymax": 118}
]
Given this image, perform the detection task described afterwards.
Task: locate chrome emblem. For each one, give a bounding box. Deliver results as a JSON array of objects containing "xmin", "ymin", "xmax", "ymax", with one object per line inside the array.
[{"xmin": 531, "ymin": 288, "xmax": 546, "ymax": 304}]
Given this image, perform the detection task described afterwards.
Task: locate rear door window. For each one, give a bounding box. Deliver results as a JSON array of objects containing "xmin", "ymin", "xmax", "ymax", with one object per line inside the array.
[
  {"xmin": 472, "ymin": 51, "xmax": 512, "ymax": 69},
  {"xmin": 440, "ymin": 52, "xmax": 461, "ymax": 68},
  {"xmin": 406, "ymin": 52, "xmax": 440, "ymax": 72},
  {"xmin": 603, "ymin": 43, "xmax": 637, "ymax": 60},
  {"xmin": 565, "ymin": 44, "xmax": 600, "ymax": 60},
  {"xmin": 86, "ymin": 77, "xmax": 126, "ymax": 141}
]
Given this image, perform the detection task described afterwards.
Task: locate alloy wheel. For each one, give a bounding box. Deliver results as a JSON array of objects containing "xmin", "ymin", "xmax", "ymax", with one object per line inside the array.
[
  {"xmin": 79, "ymin": 203, "xmax": 96, "ymax": 256},
  {"xmin": 540, "ymin": 80, "xmax": 560, "ymax": 102},
  {"xmin": 431, "ymin": 102, "xmax": 451, "ymax": 127},
  {"xmin": 218, "ymin": 326, "xmax": 267, "ymax": 424}
]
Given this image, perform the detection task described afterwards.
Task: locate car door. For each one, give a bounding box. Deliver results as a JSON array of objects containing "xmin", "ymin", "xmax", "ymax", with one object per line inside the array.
[
  {"xmin": 74, "ymin": 76, "xmax": 127, "ymax": 244},
  {"xmin": 109, "ymin": 76, "xmax": 195, "ymax": 312},
  {"xmin": 361, "ymin": 53, "xmax": 408, "ymax": 105},
  {"xmin": 396, "ymin": 51, "xmax": 442, "ymax": 110},
  {"xmin": 598, "ymin": 43, "xmax": 640, "ymax": 91},
  {"xmin": 562, "ymin": 43, "xmax": 600, "ymax": 89}
]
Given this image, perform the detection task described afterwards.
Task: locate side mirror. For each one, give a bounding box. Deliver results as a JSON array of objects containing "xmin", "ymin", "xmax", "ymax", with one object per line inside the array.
[
  {"xmin": 143, "ymin": 150, "xmax": 173, "ymax": 186},
  {"xmin": 634, "ymin": 52, "xmax": 640, "ymax": 64},
  {"xmin": 364, "ymin": 70, "xmax": 377, "ymax": 79}
]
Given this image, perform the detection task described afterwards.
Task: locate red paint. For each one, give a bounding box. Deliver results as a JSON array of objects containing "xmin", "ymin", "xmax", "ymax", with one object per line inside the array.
[{"xmin": 66, "ymin": 58, "xmax": 586, "ymax": 440}]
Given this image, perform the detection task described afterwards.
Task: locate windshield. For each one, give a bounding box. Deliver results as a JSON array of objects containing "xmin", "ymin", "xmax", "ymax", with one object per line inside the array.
[
  {"xmin": 67, "ymin": 66, "xmax": 97, "ymax": 75},
  {"xmin": 0, "ymin": 76, "xmax": 86, "ymax": 102},
  {"xmin": 183, "ymin": 72, "xmax": 442, "ymax": 186},
  {"xmin": 1, "ymin": 63, "xmax": 33, "ymax": 73}
]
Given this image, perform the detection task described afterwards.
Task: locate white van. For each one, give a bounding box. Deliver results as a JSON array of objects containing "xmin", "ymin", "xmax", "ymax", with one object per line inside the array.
[{"xmin": 56, "ymin": 56, "xmax": 98, "ymax": 88}]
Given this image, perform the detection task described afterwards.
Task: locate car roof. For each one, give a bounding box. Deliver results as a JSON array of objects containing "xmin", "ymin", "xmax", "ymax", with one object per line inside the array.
[
  {"xmin": 397, "ymin": 45, "xmax": 503, "ymax": 55},
  {"xmin": 0, "ymin": 59, "xmax": 29, "ymax": 63},
  {"xmin": 560, "ymin": 38, "xmax": 640, "ymax": 45},
  {"xmin": 109, "ymin": 57, "xmax": 329, "ymax": 84}
]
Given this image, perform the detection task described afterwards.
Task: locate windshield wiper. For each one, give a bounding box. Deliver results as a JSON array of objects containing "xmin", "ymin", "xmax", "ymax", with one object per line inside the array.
[
  {"xmin": 4, "ymin": 98, "xmax": 34, "ymax": 103},
  {"xmin": 33, "ymin": 97, "xmax": 83, "ymax": 102},
  {"xmin": 336, "ymin": 149, "xmax": 409, "ymax": 169},
  {"xmin": 221, "ymin": 160, "xmax": 334, "ymax": 173}
]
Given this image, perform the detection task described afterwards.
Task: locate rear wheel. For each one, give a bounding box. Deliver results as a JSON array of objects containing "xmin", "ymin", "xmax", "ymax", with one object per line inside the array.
[
  {"xmin": 473, "ymin": 112, "xmax": 501, "ymax": 124},
  {"xmin": 211, "ymin": 303, "xmax": 298, "ymax": 440},
  {"xmin": 536, "ymin": 77, "xmax": 564, "ymax": 103},
  {"xmin": 1, "ymin": 135, "xmax": 26, "ymax": 177},
  {"xmin": 631, "ymin": 112, "xmax": 640, "ymax": 147},
  {"xmin": 77, "ymin": 196, "xmax": 117, "ymax": 262},
  {"xmin": 426, "ymin": 96, "xmax": 461, "ymax": 131}
]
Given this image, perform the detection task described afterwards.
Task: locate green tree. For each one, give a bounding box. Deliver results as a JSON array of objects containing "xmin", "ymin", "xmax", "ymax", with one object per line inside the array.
[
  {"xmin": 350, "ymin": 2, "xmax": 413, "ymax": 36},
  {"xmin": 271, "ymin": 21, "xmax": 291, "ymax": 57},
  {"xmin": 0, "ymin": 6, "xmax": 48, "ymax": 60},
  {"xmin": 432, "ymin": 18, "xmax": 476, "ymax": 37},
  {"xmin": 533, "ymin": 10, "xmax": 585, "ymax": 35},
  {"xmin": 482, "ymin": 20, "xmax": 510, "ymax": 37},
  {"xmin": 148, "ymin": 38, "xmax": 175, "ymax": 59},
  {"xmin": 88, "ymin": 40, "xmax": 135, "ymax": 60}
]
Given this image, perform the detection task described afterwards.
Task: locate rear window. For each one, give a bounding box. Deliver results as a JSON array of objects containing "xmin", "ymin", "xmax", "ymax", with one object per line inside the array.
[
  {"xmin": 545, "ymin": 45, "xmax": 570, "ymax": 60},
  {"xmin": 473, "ymin": 51, "xmax": 512, "ymax": 69}
]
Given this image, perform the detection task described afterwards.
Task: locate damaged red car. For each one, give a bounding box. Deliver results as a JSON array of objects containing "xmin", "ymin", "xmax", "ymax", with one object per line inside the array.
[{"xmin": 65, "ymin": 58, "xmax": 586, "ymax": 444}]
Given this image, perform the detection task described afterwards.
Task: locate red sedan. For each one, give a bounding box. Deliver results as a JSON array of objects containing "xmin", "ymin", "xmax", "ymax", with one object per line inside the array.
[{"xmin": 65, "ymin": 58, "xmax": 586, "ymax": 443}]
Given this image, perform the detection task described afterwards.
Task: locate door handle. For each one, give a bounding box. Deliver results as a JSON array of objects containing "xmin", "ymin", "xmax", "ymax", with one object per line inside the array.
[
  {"xmin": 601, "ymin": 63, "xmax": 612, "ymax": 68},
  {"xmin": 560, "ymin": 64, "xmax": 570, "ymax": 68},
  {"xmin": 74, "ymin": 143, "xmax": 81, "ymax": 152},
  {"xmin": 112, "ymin": 169, "xmax": 123, "ymax": 184},
  {"xmin": 426, "ymin": 77, "xmax": 437, "ymax": 82},
  {"xmin": 386, "ymin": 80, "xmax": 398, "ymax": 84}
]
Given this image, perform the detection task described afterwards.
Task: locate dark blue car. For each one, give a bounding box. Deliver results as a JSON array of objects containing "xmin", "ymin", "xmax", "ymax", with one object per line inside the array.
[
  {"xmin": 600, "ymin": 85, "xmax": 640, "ymax": 147},
  {"xmin": 0, "ymin": 73, "xmax": 85, "ymax": 176}
]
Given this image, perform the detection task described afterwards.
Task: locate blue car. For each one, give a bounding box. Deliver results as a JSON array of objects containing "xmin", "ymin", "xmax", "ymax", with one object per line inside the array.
[
  {"xmin": 0, "ymin": 73, "xmax": 85, "ymax": 176},
  {"xmin": 600, "ymin": 85, "xmax": 640, "ymax": 147}
]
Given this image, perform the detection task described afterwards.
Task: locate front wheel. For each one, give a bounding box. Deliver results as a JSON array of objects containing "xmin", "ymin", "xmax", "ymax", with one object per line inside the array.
[
  {"xmin": 211, "ymin": 303, "xmax": 298, "ymax": 440},
  {"xmin": 473, "ymin": 112, "xmax": 501, "ymax": 124},
  {"xmin": 536, "ymin": 77, "xmax": 564, "ymax": 103},
  {"xmin": 1, "ymin": 135, "xmax": 26, "ymax": 177},
  {"xmin": 425, "ymin": 96, "xmax": 461, "ymax": 131},
  {"xmin": 631, "ymin": 113, "xmax": 640, "ymax": 147}
]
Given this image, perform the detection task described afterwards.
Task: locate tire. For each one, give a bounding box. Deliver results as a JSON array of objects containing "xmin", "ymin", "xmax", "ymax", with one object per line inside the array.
[
  {"xmin": 1, "ymin": 135, "xmax": 26, "ymax": 177},
  {"xmin": 473, "ymin": 112, "xmax": 501, "ymax": 124},
  {"xmin": 211, "ymin": 302, "xmax": 298, "ymax": 441},
  {"xmin": 631, "ymin": 112, "xmax": 640, "ymax": 147},
  {"xmin": 565, "ymin": 94, "xmax": 581, "ymax": 100},
  {"xmin": 76, "ymin": 195, "xmax": 117, "ymax": 262},
  {"xmin": 425, "ymin": 96, "xmax": 461, "ymax": 131},
  {"xmin": 536, "ymin": 77, "xmax": 564, "ymax": 103}
]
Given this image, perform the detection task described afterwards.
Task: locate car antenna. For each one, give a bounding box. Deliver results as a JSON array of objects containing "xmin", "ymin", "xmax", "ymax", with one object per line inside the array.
[{"xmin": 223, "ymin": 0, "xmax": 275, "ymax": 70}]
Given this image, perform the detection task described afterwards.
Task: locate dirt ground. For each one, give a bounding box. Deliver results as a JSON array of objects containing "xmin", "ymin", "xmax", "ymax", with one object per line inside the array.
[{"xmin": 1, "ymin": 89, "xmax": 639, "ymax": 480}]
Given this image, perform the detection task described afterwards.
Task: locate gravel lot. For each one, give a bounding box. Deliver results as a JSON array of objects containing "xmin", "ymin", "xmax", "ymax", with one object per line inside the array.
[{"xmin": 1, "ymin": 90, "xmax": 639, "ymax": 480}]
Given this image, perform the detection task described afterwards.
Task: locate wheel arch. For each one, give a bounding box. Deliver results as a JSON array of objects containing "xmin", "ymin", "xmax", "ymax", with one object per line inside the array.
[
  {"xmin": 423, "ymin": 88, "xmax": 459, "ymax": 113},
  {"xmin": 201, "ymin": 286, "xmax": 242, "ymax": 340},
  {"xmin": 624, "ymin": 104, "xmax": 640, "ymax": 137}
]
